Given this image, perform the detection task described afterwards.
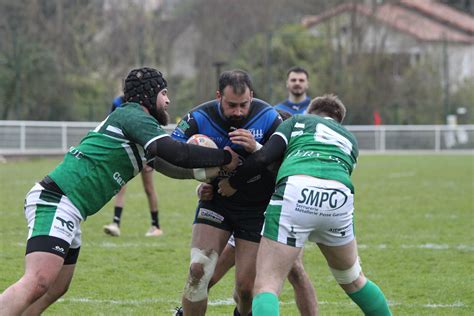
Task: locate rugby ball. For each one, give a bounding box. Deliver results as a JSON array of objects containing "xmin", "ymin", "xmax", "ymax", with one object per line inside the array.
[{"xmin": 186, "ymin": 134, "xmax": 218, "ymax": 149}]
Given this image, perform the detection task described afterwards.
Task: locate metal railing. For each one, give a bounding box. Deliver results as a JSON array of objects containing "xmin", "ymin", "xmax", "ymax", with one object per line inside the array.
[{"xmin": 0, "ymin": 120, "xmax": 473, "ymax": 155}]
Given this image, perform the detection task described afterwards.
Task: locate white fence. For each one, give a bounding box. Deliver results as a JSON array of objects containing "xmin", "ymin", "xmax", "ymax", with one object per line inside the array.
[{"xmin": 0, "ymin": 120, "xmax": 473, "ymax": 155}]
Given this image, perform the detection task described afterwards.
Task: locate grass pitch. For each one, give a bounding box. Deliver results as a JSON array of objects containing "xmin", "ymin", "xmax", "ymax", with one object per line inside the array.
[{"xmin": 0, "ymin": 154, "xmax": 473, "ymax": 315}]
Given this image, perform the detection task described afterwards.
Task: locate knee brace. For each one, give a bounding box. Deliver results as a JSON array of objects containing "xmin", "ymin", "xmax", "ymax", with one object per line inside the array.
[
  {"xmin": 183, "ymin": 248, "xmax": 218, "ymax": 302},
  {"xmin": 329, "ymin": 258, "xmax": 362, "ymax": 284}
]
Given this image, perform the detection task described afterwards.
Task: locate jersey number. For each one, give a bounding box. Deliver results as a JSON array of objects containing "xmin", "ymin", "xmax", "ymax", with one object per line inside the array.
[{"xmin": 314, "ymin": 124, "xmax": 352, "ymax": 155}]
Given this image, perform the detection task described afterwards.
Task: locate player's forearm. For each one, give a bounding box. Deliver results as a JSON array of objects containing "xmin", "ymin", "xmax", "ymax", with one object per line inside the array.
[
  {"xmin": 228, "ymin": 152, "xmax": 267, "ymax": 189},
  {"xmin": 152, "ymin": 157, "xmax": 194, "ymax": 179},
  {"xmin": 229, "ymin": 135, "xmax": 286, "ymax": 189},
  {"xmin": 148, "ymin": 137, "xmax": 231, "ymax": 168},
  {"xmin": 153, "ymin": 157, "xmax": 219, "ymax": 181}
]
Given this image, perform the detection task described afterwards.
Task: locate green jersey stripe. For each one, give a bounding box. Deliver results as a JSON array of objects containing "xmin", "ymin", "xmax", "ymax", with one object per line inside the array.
[
  {"xmin": 264, "ymin": 181, "xmax": 287, "ymax": 239},
  {"xmin": 31, "ymin": 204, "xmax": 57, "ymax": 237},
  {"xmin": 39, "ymin": 190, "xmax": 62, "ymax": 204}
]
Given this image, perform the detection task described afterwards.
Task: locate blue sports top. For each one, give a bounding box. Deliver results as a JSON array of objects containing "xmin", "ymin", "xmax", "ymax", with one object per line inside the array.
[
  {"xmin": 172, "ymin": 98, "xmax": 282, "ymax": 209},
  {"xmin": 110, "ymin": 95, "xmax": 125, "ymax": 113},
  {"xmin": 274, "ymin": 96, "xmax": 311, "ymax": 115}
]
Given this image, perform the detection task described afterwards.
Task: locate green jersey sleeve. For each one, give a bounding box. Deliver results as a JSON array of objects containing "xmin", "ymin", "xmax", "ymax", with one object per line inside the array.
[{"xmin": 121, "ymin": 109, "xmax": 169, "ymax": 150}]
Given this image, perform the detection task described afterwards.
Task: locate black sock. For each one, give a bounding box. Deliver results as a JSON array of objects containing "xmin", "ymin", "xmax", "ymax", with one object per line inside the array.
[
  {"xmin": 113, "ymin": 207, "xmax": 123, "ymax": 225},
  {"xmin": 151, "ymin": 211, "xmax": 159, "ymax": 228},
  {"xmin": 233, "ymin": 307, "xmax": 251, "ymax": 316}
]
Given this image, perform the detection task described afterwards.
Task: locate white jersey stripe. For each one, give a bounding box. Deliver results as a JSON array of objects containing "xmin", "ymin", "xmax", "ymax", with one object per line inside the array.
[
  {"xmin": 137, "ymin": 145, "xmax": 146, "ymax": 164},
  {"xmin": 101, "ymin": 133, "xmax": 129, "ymax": 143},
  {"xmin": 121, "ymin": 143, "xmax": 139, "ymax": 176},
  {"xmin": 106, "ymin": 125, "xmax": 124, "ymax": 136},
  {"xmin": 93, "ymin": 117, "xmax": 109, "ymax": 132},
  {"xmin": 269, "ymin": 200, "xmax": 283, "ymax": 206}
]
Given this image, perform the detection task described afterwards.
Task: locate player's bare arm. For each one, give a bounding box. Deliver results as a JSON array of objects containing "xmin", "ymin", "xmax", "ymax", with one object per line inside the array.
[{"xmin": 228, "ymin": 128, "xmax": 259, "ymax": 152}]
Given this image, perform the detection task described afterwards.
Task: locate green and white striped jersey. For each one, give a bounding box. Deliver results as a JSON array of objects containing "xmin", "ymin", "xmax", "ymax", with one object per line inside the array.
[
  {"xmin": 49, "ymin": 103, "xmax": 168, "ymax": 218},
  {"xmin": 274, "ymin": 114, "xmax": 359, "ymax": 192}
]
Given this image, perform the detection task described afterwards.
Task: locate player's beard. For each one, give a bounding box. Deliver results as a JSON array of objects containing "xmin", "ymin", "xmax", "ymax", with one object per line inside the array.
[
  {"xmin": 228, "ymin": 115, "xmax": 245, "ymax": 127},
  {"xmin": 151, "ymin": 104, "xmax": 170, "ymax": 126},
  {"xmin": 290, "ymin": 87, "xmax": 305, "ymax": 97}
]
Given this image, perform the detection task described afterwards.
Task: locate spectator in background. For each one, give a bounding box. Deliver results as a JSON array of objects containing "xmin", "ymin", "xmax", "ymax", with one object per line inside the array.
[
  {"xmin": 274, "ymin": 66, "xmax": 311, "ymax": 115},
  {"xmin": 103, "ymin": 95, "xmax": 163, "ymax": 237}
]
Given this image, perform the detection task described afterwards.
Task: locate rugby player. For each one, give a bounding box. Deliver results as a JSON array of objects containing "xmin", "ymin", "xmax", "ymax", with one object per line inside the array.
[
  {"xmin": 0, "ymin": 67, "xmax": 238, "ymax": 316},
  {"xmin": 172, "ymin": 70, "xmax": 282, "ymax": 316},
  {"xmin": 219, "ymin": 94, "xmax": 392, "ymax": 316}
]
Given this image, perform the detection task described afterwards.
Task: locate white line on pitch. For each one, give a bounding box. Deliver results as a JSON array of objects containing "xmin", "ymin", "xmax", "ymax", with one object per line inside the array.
[{"xmin": 57, "ymin": 297, "xmax": 467, "ymax": 309}]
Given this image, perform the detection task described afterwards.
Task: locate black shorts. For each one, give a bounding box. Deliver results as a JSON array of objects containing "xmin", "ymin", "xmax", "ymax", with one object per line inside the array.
[
  {"xmin": 194, "ymin": 200, "xmax": 265, "ymax": 243},
  {"xmin": 26, "ymin": 235, "xmax": 81, "ymax": 265}
]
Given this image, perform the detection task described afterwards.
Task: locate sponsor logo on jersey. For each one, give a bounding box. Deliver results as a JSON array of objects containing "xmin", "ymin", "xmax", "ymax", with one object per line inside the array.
[
  {"xmin": 329, "ymin": 223, "xmax": 351, "ymax": 237},
  {"xmin": 297, "ymin": 186, "xmax": 348, "ymax": 210},
  {"xmin": 68, "ymin": 147, "xmax": 84, "ymax": 159},
  {"xmin": 52, "ymin": 245, "xmax": 66, "ymax": 255},
  {"xmin": 56, "ymin": 216, "xmax": 74, "ymax": 232},
  {"xmin": 290, "ymin": 131, "xmax": 303, "ymax": 137},
  {"xmin": 53, "ymin": 216, "xmax": 74, "ymax": 238},
  {"xmin": 288, "ymin": 149, "xmax": 317, "ymax": 158},
  {"xmin": 197, "ymin": 208, "xmax": 224, "ymax": 224},
  {"xmin": 289, "ymin": 225, "xmax": 297, "ymax": 236},
  {"xmin": 177, "ymin": 119, "xmax": 190, "ymax": 134},
  {"xmin": 248, "ymin": 128, "xmax": 264, "ymax": 141},
  {"xmin": 113, "ymin": 172, "xmax": 126, "ymax": 187}
]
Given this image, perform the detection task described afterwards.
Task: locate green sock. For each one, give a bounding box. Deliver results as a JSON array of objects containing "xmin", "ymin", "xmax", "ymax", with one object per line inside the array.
[
  {"xmin": 252, "ymin": 292, "xmax": 279, "ymax": 316},
  {"xmin": 348, "ymin": 279, "xmax": 392, "ymax": 316}
]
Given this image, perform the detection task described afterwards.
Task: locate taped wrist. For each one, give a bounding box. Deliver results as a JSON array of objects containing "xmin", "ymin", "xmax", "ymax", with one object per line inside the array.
[
  {"xmin": 253, "ymin": 142, "xmax": 263, "ymax": 152},
  {"xmin": 193, "ymin": 167, "xmax": 219, "ymax": 182}
]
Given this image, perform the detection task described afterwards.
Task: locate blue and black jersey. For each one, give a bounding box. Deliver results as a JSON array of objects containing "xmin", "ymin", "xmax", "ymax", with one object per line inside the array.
[
  {"xmin": 110, "ymin": 96, "xmax": 125, "ymax": 113},
  {"xmin": 274, "ymin": 96, "xmax": 311, "ymax": 115},
  {"xmin": 172, "ymin": 98, "xmax": 282, "ymax": 210}
]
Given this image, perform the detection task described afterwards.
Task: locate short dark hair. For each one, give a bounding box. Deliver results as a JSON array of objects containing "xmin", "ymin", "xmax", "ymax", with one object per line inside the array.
[
  {"xmin": 307, "ymin": 94, "xmax": 346, "ymax": 123},
  {"xmin": 286, "ymin": 66, "xmax": 309, "ymax": 79},
  {"xmin": 218, "ymin": 69, "xmax": 254, "ymax": 95},
  {"xmin": 276, "ymin": 109, "xmax": 292, "ymax": 121}
]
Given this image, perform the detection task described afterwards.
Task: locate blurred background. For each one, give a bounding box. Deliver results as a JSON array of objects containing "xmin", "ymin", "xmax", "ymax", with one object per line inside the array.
[{"xmin": 0, "ymin": 0, "xmax": 473, "ymax": 125}]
